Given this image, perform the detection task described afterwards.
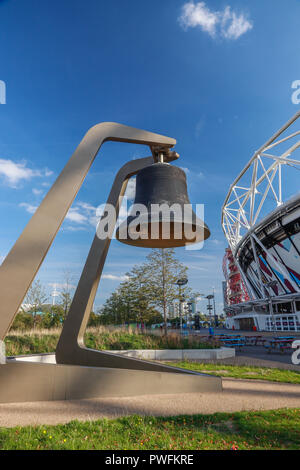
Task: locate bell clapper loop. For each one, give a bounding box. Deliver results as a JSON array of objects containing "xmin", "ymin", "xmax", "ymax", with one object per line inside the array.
[
  {"xmin": 158, "ymin": 152, "xmax": 165, "ymax": 164},
  {"xmin": 151, "ymin": 145, "xmax": 180, "ymax": 164}
]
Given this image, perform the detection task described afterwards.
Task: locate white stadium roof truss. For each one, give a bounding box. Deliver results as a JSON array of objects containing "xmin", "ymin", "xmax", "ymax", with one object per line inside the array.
[{"xmin": 222, "ymin": 111, "xmax": 300, "ymax": 301}]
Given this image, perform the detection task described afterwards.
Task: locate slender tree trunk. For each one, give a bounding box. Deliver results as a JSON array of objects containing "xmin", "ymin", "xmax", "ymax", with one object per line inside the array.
[
  {"xmin": 162, "ymin": 249, "xmax": 167, "ymax": 336},
  {"xmin": 33, "ymin": 308, "xmax": 37, "ymax": 329}
]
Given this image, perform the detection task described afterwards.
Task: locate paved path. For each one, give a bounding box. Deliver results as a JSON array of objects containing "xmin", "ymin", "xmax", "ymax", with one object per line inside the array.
[
  {"xmin": 0, "ymin": 378, "xmax": 299, "ymax": 427},
  {"xmin": 184, "ymin": 328, "xmax": 300, "ymax": 369},
  {"xmin": 197, "ymin": 346, "xmax": 300, "ymax": 370}
]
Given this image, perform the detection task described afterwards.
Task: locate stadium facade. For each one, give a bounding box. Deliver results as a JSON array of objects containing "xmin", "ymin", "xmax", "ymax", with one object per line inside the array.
[{"xmin": 222, "ymin": 112, "xmax": 300, "ymax": 331}]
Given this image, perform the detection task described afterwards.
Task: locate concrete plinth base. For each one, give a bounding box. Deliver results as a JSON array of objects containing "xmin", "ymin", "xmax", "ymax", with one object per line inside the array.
[{"xmin": 0, "ymin": 360, "xmax": 222, "ymax": 404}]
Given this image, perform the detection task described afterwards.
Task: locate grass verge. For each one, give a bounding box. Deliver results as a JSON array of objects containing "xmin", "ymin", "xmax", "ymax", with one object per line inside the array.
[
  {"xmin": 166, "ymin": 361, "xmax": 300, "ymax": 384},
  {"xmin": 0, "ymin": 409, "xmax": 299, "ymax": 450},
  {"xmin": 4, "ymin": 327, "xmax": 214, "ymax": 356}
]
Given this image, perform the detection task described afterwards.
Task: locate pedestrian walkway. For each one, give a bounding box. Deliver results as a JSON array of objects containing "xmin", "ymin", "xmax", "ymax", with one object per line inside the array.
[
  {"xmin": 0, "ymin": 378, "xmax": 299, "ymax": 427},
  {"xmin": 198, "ymin": 346, "xmax": 300, "ymax": 370}
]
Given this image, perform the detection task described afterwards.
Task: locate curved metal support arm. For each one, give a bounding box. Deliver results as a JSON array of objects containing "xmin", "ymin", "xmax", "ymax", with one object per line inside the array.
[
  {"xmin": 54, "ymin": 155, "xmax": 187, "ymax": 374},
  {"xmin": 55, "ymin": 155, "xmax": 197, "ymax": 375},
  {"xmin": 0, "ymin": 123, "xmax": 176, "ymax": 339},
  {"xmin": 55, "ymin": 156, "xmax": 153, "ymax": 365}
]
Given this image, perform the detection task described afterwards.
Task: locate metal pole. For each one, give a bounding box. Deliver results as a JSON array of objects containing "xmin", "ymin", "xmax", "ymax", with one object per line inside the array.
[
  {"xmin": 212, "ymin": 287, "xmax": 216, "ymax": 325},
  {"xmin": 179, "ymin": 285, "xmax": 183, "ymax": 336}
]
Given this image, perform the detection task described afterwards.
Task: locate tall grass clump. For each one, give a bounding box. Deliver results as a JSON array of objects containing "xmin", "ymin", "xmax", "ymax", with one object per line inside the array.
[{"xmin": 5, "ymin": 325, "xmax": 215, "ymax": 356}]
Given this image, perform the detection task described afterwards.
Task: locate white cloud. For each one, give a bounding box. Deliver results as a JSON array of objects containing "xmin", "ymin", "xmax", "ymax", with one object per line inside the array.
[
  {"xmin": 62, "ymin": 225, "xmax": 88, "ymax": 232},
  {"xmin": 66, "ymin": 208, "xmax": 88, "ymax": 224},
  {"xmin": 0, "ymin": 158, "xmax": 54, "ymax": 188},
  {"xmin": 179, "ymin": 1, "xmax": 219, "ymax": 36},
  {"xmin": 44, "ymin": 169, "xmax": 53, "ymax": 177},
  {"xmin": 19, "ymin": 199, "xmax": 98, "ymax": 228},
  {"xmin": 63, "ymin": 202, "xmax": 99, "ymax": 226},
  {"xmin": 77, "ymin": 202, "xmax": 97, "ymax": 212},
  {"xmin": 124, "ymin": 178, "xmax": 136, "ymax": 200},
  {"xmin": 209, "ymin": 239, "xmax": 224, "ymax": 246},
  {"xmin": 48, "ymin": 282, "xmax": 76, "ymax": 290},
  {"xmin": 32, "ymin": 188, "xmax": 43, "ymax": 196},
  {"xmin": 178, "ymin": 2, "xmax": 252, "ymax": 40},
  {"xmin": 221, "ymin": 6, "xmax": 252, "ymax": 40},
  {"xmin": 19, "ymin": 202, "xmax": 38, "ymax": 214},
  {"xmin": 102, "ymin": 274, "xmax": 129, "ymax": 281},
  {"xmin": 0, "ymin": 159, "xmax": 40, "ymax": 187}
]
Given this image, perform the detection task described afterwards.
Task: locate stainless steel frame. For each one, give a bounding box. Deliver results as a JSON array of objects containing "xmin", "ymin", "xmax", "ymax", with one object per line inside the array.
[
  {"xmin": 0, "ymin": 122, "xmax": 223, "ymax": 402},
  {"xmin": 0, "ymin": 122, "xmax": 176, "ymax": 341}
]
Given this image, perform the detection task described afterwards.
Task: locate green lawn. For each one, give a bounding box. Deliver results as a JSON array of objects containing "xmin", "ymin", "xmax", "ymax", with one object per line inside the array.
[
  {"xmin": 0, "ymin": 409, "xmax": 299, "ymax": 450},
  {"xmin": 166, "ymin": 361, "xmax": 300, "ymax": 384}
]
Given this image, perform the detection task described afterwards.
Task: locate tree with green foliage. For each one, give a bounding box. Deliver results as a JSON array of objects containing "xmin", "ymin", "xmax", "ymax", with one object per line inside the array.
[
  {"xmin": 119, "ymin": 265, "xmax": 156, "ymax": 325},
  {"xmin": 9, "ymin": 312, "xmax": 34, "ymax": 331},
  {"xmin": 23, "ymin": 279, "xmax": 48, "ymax": 328},
  {"xmin": 58, "ymin": 271, "xmax": 74, "ymax": 319},
  {"xmin": 141, "ymin": 248, "xmax": 194, "ymax": 335},
  {"xmin": 99, "ymin": 291, "xmax": 128, "ymax": 325},
  {"xmin": 87, "ymin": 312, "xmax": 101, "ymax": 327},
  {"xmin": 97, "ymin": 248, "xmax": 198, "ymax": 334},
  {"xmin": 98, "ymin": 280, "xmax": 161, "ymax": 327}
]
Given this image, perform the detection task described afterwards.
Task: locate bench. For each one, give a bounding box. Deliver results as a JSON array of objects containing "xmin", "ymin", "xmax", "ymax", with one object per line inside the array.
[
  {"xmin": 219, "ymin": 338, "xmax": 245, "ymax": 350},
  {"xmin": 225, "ymin": 342, "xmax": 245, "ymax": 350},
  {"xmin": 265, "ymin": 339, "xmax": 294, "ymax": 354}
]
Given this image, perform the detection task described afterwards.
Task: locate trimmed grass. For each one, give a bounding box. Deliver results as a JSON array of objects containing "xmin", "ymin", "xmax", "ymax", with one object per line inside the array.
[
  {"xmin": 166, "ymin": 361, "xmax": 300, "ymax": 384},
  {"xmin": 4, "ymin": 327, "xmax": 214, "ymax": 356},
  {"xmin": 0, "ymin": 409, "xmax": 299, "ymax": 450}
]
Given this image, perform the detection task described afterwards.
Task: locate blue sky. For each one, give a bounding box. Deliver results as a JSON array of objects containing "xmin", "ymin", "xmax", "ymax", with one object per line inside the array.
[{"xmin": 0, "ymin": 0, "xmax": 299, "ymax": 313}]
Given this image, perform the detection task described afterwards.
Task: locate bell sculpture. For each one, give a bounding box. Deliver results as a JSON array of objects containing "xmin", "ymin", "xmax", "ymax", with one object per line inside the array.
[
  {"xmin": 0, "ymin": 121, "xmax": 223, "ymax": 406},
  {"xmin": 116, "ymin": 161, "xmax": 210, "ymax": 248}
]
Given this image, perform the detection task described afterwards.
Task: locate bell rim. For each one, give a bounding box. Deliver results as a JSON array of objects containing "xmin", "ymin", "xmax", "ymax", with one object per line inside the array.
[{"xmin": 116, "ymin": 220, "xmax": 211, "ymax": 248}]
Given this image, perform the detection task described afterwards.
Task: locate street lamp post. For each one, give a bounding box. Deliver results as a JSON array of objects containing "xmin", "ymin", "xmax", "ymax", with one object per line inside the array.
[
  {"xmin": 206, "ymin": 294, "xmax": 214, "ymax": 326},
  {"xmin": 176, "ymin": 278, "xmax": 188, "ymax": 335},
  {"xmin": 193, "ymin": 295, "xmax": 204, "ymax": 330},
  {"xmin": 212, "ymin": 287, "xmax": 217, "ymax": 326}
]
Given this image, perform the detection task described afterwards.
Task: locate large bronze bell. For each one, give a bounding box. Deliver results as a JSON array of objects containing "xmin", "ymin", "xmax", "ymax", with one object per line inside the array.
[{"xmin": 116, "ymin": 162, "xmax": 210, "ymax": 248}]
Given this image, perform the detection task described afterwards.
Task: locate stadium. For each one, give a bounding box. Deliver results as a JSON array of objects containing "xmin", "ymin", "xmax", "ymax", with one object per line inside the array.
[{"xmin": 222, "ymin": 112, "xmax": 300, "ymax": 331}]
